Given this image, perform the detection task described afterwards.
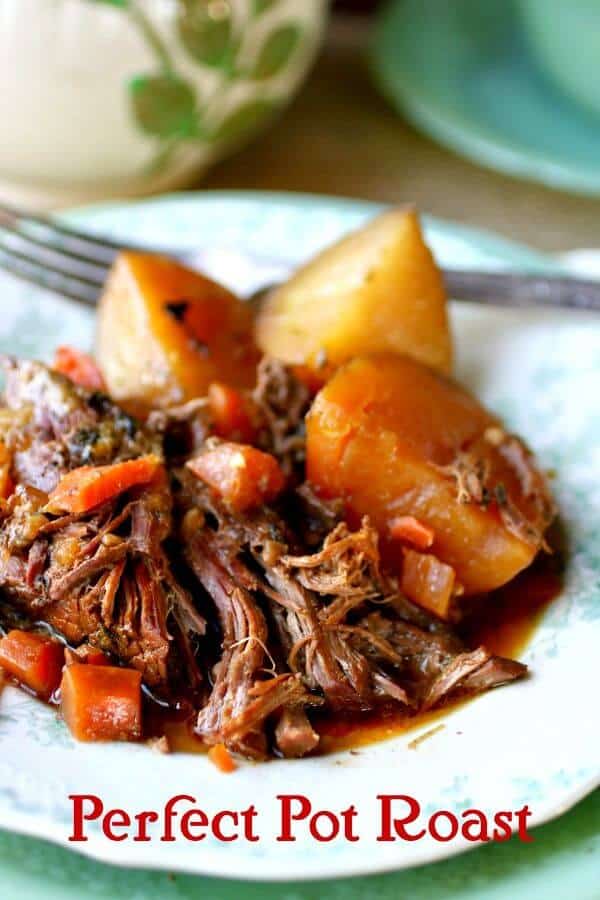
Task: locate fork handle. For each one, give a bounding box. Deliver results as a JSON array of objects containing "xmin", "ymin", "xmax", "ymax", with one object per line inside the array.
[{"xmin": 442, "ymin": 268, "xmax": 600, "ymax": 311}]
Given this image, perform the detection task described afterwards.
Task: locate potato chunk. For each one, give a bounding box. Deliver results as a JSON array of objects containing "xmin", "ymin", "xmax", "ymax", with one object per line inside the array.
[
  {"xmin": 97, "ymin": 252, "xmax": 259, "ymax": 412},
  {"xmin": 306, "ymin": 355, "xmax": 554, "ymax": 599},
  {"xmin": 255, "ymin": 208, "xmax": 452, "ymax": 377}
]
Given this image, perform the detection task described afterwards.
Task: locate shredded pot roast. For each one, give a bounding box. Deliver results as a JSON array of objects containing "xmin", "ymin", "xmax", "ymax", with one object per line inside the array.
[{"xmin": 0, "ymin": 357, "xmax": 531, "ymax": 760}]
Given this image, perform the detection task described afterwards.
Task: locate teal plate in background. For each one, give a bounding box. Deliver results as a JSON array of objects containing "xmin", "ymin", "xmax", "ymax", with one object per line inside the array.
[
  {"xmin": 371, "ymin": 0, "xmax": 600, "ymax": 196},
  {"xmin": 0, "ymin": 789, "xmax": 598, "ymax": 900}
]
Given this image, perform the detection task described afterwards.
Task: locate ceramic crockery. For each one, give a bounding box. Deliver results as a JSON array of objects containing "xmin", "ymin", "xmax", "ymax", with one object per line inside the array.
[
  {"xmin": 0, "ymin": 0, "xmax": 326, "ymax": 208},
  {"xmin": 518, "ymin": 0, "xmax": 600, "ymax": 118},
  {"xmin": 371, "ymin": 0, "xmax": 600, "ymax": 195},
  {"xmin": 0, "ymin": 191, "xmax": 598, "ymax": 879}
]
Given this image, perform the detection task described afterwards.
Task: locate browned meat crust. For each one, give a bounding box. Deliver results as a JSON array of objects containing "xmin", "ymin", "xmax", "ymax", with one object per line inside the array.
[{"xmin": 0, "ymin": 360, "xmax": 204, "ymax": 687}]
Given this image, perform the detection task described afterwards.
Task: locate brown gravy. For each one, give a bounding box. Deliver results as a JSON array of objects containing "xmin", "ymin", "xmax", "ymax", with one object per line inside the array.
[
  {"xmin": 146, "ymin": 551, "xmax": 563, "ymax": 757},
  {"xmin": 2, "ymin": 552, "xmax": 562, "ymax": 758},
  {"xmin": 316, "ymin": 554, "xmax": 562, "ymax": 754}
]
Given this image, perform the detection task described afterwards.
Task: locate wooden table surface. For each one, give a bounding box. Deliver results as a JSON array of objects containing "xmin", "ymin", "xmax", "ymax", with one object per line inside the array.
[{"xmin": 204, "ymin": 17, "xmax": 600, "ymax": 253}]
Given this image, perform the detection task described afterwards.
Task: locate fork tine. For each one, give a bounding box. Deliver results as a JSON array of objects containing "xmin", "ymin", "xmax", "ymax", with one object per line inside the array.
[
  {"xmin": 0, "ymin": 203, "xmax": 129, "ymax": 266},
  {"xmin": 0, "ymin": 246, "xmax": 100, "ymax": 306},
  {"xmin": 0, "ymin": 232, "xmax": 104, "ymax": 289},
  {"xmin": 0, "ymin": 221, "xmax": 109, "ymax": 284}
]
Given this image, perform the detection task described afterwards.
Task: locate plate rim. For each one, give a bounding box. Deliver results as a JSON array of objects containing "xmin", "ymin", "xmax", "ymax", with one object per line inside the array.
[
  {"xmin": 1, "ymin": 768, "xmax": 598, "ymax": 882},
  {"xmin": 60, "ymin": 188, "xmax": 558, "ymax": 268}
]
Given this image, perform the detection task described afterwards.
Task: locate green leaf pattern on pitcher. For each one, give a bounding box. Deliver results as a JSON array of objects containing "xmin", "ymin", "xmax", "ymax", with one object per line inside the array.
[
  {"xmin": 130, "ymin": 74, "xmax": 200, "ymax": 139},
  {"xmin": 89, "ymin": 0, "xmax": 309, "ymax": 171},
  {"xmin": 251, "ymin": 24, "xmax": 301, "ymax": 79},
  {"xmin": 177, "ymin": 1, "xmax": 238, "ymax": 70}
]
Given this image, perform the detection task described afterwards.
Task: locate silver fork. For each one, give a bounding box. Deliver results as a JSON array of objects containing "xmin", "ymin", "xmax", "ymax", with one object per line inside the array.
[{"xmin": 1, "ymin": 202, "xmax": 600, "ymax": 310}]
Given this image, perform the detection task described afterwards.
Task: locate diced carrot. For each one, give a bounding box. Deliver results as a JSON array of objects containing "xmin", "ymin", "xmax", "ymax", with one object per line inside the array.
[
  {"xmin": 86, "ymin": 650, "xmax": 111, "ymax": 666},
  {"xmin": 53, "ymin": 346, "xmax": 106, "ymax": 391},
  {"xmin": 187, "ymin": 442, "xmax": 285, "ymax": 512},
  {"xmin": 64, "ymin": 646, "xmax": 110, "ymax": 667},
  {"xmin": 46, "ymin": 455, "xmax": 163, "ymax": 514},
  {"xmin": 0, "ymin": 441, "xmax": 14, "ymax": 500},
  {"xmin": 400, "ymin": 548, "xmax": 459, "ymax": 621},
  {"xmin": 60, "ymin": 664, "xmax": 142, "ymax": 742},
  {"xmin": 0, "ymin": 630, "xmax": 64, "ymax": 699},
  {"xmin": 208, "ymin": 382, "xmax": 256, "ymax": 443},
  {"xmin": 389, "ymin": 515, "xmax": 435, "ymax": 551},
  {"xmin": 208, "ymin": 742, "xmax": 237, "ymax": 773}
]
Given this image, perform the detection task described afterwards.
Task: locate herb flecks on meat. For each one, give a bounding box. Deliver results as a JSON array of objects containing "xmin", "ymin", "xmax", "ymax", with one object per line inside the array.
[
  {"xmin": 0, "ymin": 359, "xmax": 203, "ymax": 688},
  {"xmin": 0, "ymin": 356, "xmax": 531, "ymax": 759},
  {"xmin": 0, "ymin": 357, "xmax": 157, "ymax": 492}
]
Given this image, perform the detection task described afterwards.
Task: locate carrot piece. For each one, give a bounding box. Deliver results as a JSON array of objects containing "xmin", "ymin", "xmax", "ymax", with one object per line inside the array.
[
  {"xmin": 53, "ymin": 346, "xmax": 106, "ymax": 391},
  {"xmin": 208, "ymin": 382, "xmax": 256, "ymax": 443},
  {"xmin": 86, "ymin": 650, "xmax": 111, "ymax": 666},
  {"xmin": 389, "ymin": 515, "xmax": 435, "ymax": 551},
  {"xmin": 400, "ymin": 548, "xmax": 458, "ymax": 621},
  {"xmin": 46, "ymin": 455, "xmax": 163, "ymax": 514},
  {"xmin": 208, "ymin": 742, "xmax": 237, "ymax": 773},
  {"xmin": 0, "ymin": 630, "xmax": 64, "ymax": 699},
  {"xmin": 60, "ymin": 664, "xmax": 142, "ymax": 742},
  {"xmin": 0, "ymin": 441, "xmax": 14, "ymax": 500},
  {"xmin": 187, "ymin": 442, "xmax": 285, "ymax": 512}
]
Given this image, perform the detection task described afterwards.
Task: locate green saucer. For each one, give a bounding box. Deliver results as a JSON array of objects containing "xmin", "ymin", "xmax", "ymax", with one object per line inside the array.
[{"xmin": 371, "ymin": 0, "xmax": 600, "ymax": 195}]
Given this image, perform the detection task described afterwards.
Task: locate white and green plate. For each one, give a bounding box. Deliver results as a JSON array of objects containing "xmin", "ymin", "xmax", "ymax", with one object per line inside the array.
[{"xmin": 0, "ymin": 192, "xmax": 598, "ymax": 882}]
